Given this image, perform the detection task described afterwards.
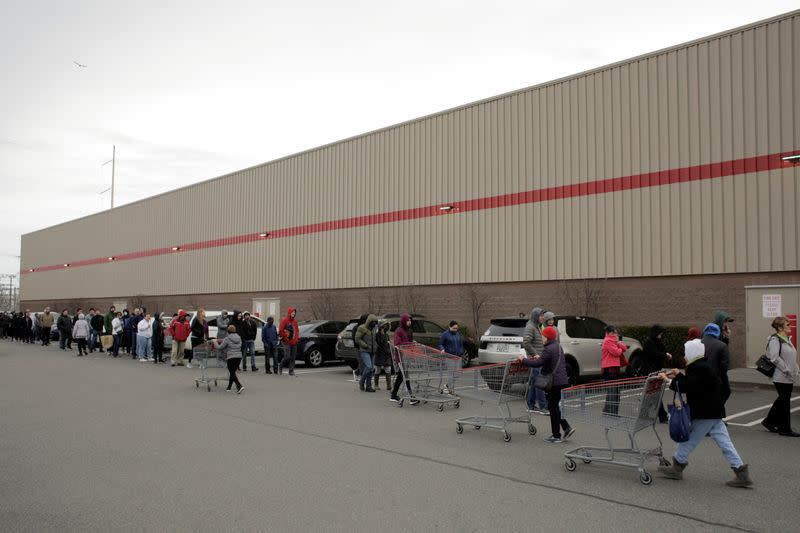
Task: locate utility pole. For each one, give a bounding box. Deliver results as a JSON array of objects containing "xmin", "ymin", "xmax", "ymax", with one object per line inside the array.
[{"xmin": 101, "ymin": 145, "xmax": 116, "ymax": 209}]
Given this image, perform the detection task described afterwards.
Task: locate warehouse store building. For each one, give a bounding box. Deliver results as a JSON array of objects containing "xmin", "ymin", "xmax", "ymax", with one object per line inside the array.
[{"xmin": 20, "ymin": 11, "xmax": 800, "ymax": 368}]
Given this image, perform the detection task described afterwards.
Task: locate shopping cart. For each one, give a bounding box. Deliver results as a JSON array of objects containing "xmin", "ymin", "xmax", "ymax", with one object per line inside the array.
[
  {"xmin": 394, "ymin": 343, "xmax": 461, "ymax": 411},
  {"xmin": 561, "ymin": 373, "xmax": 669, "ymax": 485},
  {"xmin": 453, "ymin": 361, "xmax": 534, "ymax": 442},
  {"xmin": 193, "ymin": 342, "xmax": 224, "ymax": 392}
]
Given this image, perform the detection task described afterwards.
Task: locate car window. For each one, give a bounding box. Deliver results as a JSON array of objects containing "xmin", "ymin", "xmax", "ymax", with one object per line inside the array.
[
  {"xmin": 411, "ymin": 321, "xmax": 425, "ymax": 333},
  {"xmin": 565, "ymin": 318, "xmax": 588, "ymax": 339},
  {"xmin": 320, "ymin": 322, "xmax": 341, "ymax": 334},
  {"xmin": 583, "ymin": 317, "xmax": 607, "ymax": 339},
  {"xmin": 422, "ymin": 321, "xmax": 445, "ymax": 334},
  {"xmin": 207, "ymin": 318, "xmax": 218, "ymax": 327}
]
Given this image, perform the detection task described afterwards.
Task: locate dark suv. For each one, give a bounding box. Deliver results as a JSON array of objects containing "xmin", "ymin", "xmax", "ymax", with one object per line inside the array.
[{"xmin": 335, "ymin": 314, "xmax": 477, "ymax": 369}]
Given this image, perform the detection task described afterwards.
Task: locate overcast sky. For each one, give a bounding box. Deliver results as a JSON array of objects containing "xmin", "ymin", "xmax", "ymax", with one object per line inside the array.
[{"xmin": 1, "ymin": 0, "xmax": 797, "ymax": 280}]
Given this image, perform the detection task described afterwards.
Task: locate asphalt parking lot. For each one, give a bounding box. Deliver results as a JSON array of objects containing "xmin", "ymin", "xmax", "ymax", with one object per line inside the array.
[{"xmin": 1, "ymin": 342, "xmax": 799, "ymax": 533}]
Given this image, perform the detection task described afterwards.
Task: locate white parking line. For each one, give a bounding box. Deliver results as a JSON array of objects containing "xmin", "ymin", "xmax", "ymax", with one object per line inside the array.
[
  {"xmin": 294, "ymin": 367, "xmax": 350, "ymax": 375},
  {"xmin": 724, "ymin": 396, "xmax": 800, "ymax": 422},
  {"xmin": 727, "ymin": 406, "xmax": 800, "ymax": 427}
]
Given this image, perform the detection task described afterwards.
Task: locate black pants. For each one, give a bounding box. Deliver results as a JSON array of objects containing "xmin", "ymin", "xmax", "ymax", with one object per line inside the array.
[
  {"xmin": 602, "ymin": 367, "xmax": 621, "ymax": 415},
  {"xmin": 227, "ymin": 357, "xmax": 242, "ymax": 390},
  {"xmin": 41, "ymin": 328, "xmax": 50, "ymax": 345},
  {"xmin": 546, "ymin": 385, "xmax": 571, "ymax": 438},
  {"xmin": 764, "ymin": 382, "xmax": 794, "ymax": 433},
  {"xmin": 76, "ymin": 338, "xmax": 87, "ymax": 354},
  {"xmin": 59, "ymin": 331, "xmax": 70, "ymax": 349},
  {"xmin": 391, "ymin": 368, "xmax": 413, "ymax": 398}
]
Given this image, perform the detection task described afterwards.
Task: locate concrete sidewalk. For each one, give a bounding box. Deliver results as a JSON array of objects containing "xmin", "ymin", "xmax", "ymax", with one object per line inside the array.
[{"xmin": 729, "ymin": 367, "xmax": 774, "ymax": 388}]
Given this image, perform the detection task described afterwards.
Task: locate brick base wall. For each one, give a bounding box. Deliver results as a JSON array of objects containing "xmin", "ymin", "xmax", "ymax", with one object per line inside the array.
[{"xmin": 21, "ymin": 271, "xmax": 800, "ymax": 368}]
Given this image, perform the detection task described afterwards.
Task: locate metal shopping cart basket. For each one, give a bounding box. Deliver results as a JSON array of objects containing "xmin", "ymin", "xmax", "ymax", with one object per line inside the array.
[
  {"xmin": 193, "ymin": 342, "xmax": 223, "ymax": 392},
  {"xmin": 453, "ymin": 360, "xmax": 534, "ymax": 442},
  {"xmin": 394, "ymin": 343, "xmax": 461, "ymax": 411},
  {"xmin": 561, "ymin": 373, "xmax": 669, "ymax": 485}
]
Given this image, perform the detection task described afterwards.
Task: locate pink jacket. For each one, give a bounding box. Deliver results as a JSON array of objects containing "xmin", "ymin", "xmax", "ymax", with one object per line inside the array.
[{"xmin": 601, "ymin": 333, "xmax": 628, "ymax": 369}]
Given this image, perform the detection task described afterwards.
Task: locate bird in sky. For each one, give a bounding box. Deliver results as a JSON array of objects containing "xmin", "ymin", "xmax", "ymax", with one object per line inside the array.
[{"xmin": 73, "ymin": 61, "xmax": 87, "ymax": 68}]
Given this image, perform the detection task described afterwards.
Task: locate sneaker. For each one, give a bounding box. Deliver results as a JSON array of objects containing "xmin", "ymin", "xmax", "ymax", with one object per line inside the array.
[
  {"xmin": 389, "ymin": 397, "xmax": 400, "ymax": 402},
  {"xmin": 139, "ymin": 358, "xmax": 147, "ymax": 363},
  {"xmin": 226, "ymin": 388, "xmax": 233, "ymax": 393},
  {"xmin": 237, "ymin": 386, "xmax": 244, "ymax": 395},
  {"xmin": 539, "ymin": 409, "xmax": 550, "ymax": 416},
  {"xmin": 543, "ymin": 436, "xmax": 563, "ymax": 444},
  {"xmin": 251, "ymin": 367, "xmax": 258, "ymax": 372},
  {"xmin": 148, "ymin": 358, "xmax": 155, "ymax": 362},
  {"xmin": 409, "ymin": 399, "xmax": 420, "ymax": 406},
  {"xmin": 761, "ymin": 421, "xmax": 779, "ymax": 433},
  {"xmin": 563, "ymin": 427, "xmax": 575, "ymax": 440},
  {"xmin": 171, "ymin": 363, "xmax": 176, "ymax": 367},
  {"xmin": 185, "ymin": 363, "xmax": 192, "ymax": 369}
]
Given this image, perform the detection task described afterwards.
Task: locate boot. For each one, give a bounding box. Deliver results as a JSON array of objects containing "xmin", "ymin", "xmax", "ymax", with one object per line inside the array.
[
  {"xmin": 658, "ymin": 458, "xmax": 687, "ymax": 480},
  {"xmin": 726, "ymin": 464, "xmax": 753, "ymax": 488},
  {"xmin": 385, "ymin": 374, "xmax": 392, "ymax": 390},
  {"xmin": 374, "ymin": 375, "xmax": 380, "ymax": 390}
]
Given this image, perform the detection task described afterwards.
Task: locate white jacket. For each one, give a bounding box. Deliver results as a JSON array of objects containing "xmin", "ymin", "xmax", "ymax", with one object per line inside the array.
[
  {"xmin": 137, "ymin": 319, "xmax": 153, "ymax": 339},
  {"xmin": 112, "ymin": 317, "xmax": 123, "ymax": 334}
]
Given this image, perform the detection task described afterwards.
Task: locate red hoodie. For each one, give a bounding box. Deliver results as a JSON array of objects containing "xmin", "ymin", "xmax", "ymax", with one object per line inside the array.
[
  {"xmin": 392, "ymin": 313, "xmax": 414, "ymax": 362},
  {"xmin": 169, "ymin": 309, "xmax": 192, "ymax": 342},
  {"xmin": 279, "ymin": 307, "xmax": 300, "ymax": 346}
]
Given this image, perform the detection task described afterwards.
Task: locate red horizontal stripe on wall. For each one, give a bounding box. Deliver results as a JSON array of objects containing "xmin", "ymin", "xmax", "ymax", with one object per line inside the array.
[{"xmin": 21, "ymin": 151, "xmax": 798, "ymax": 275}]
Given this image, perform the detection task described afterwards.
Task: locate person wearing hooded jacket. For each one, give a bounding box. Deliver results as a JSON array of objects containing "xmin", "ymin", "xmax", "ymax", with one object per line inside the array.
[
  {"xmin": 518, "ymin": 326, "xmax": 574, "ymax": 443},
  {"xmin": 239, "ymin": 312, "xmax": 258, "ymax": 372},
  {"xmin": 373, "ymin": 319, "xmax": 393, "ymax": 390},
  {"xmin": 701, "ymin": 323, "xmax": 731, "ymax": 406},
  {"xmin": 389, "ymin": 313, "xmax": 419, "ymax": 404},
  {"xmin": 712, "ymin": 310, "xmax": 734, "ymax": 346},
  {"xmin": 355, "ymin": 314, "xmax": 378, "ymax": 392},
  {"xmin": 169, "ymin": 310, "xmax": 192, "ymax": 366},
  {"xmin": 643, "ymin": 324, "xmax": 672, "ymax": 423},
  {"xmin": 72, "ymin": 313, "xmax": 90, "ymax": 356},
  {"xmin": 261, "ymin": 316, "xmax": 280, "ymax": 374},
  {"xmin": 522, "ymin": 307, "xmax": 548, "ymax": 414},
  {"xmin": 57, "ymin": 309, "xmax": 73, "ymax": 350},
  {"xmin": 658, "ymin": 339, "xmax": 753, "ymax": 488},
  {"xmin": 214, "ymin": 325, "xmax": 244, "ymax": 394},
  {"xmin": 278, "ymin": 307, "xmax": 299, "ymax": 376}
]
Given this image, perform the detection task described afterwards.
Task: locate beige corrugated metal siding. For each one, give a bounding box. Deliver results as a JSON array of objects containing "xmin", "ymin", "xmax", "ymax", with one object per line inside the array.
[{"xmin": 20, "ymin": 11, "xmax": 800, "ymax": 302}]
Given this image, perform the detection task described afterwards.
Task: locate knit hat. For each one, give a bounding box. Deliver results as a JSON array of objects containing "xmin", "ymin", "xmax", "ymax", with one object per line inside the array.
[
  {"xmin": 684, "ymin": 339, "xmax": 706, "ymax": 365},
  {"xmin": 703, "ymin": 323, "xmax": 721, "ymax": 338},
  {"xmin": 542, "ymin": 326, "xmax": 558, "ymax": 341},
  {"xmin": 687, "ymin": 327, "xmax": 702, "ymax": 340}
]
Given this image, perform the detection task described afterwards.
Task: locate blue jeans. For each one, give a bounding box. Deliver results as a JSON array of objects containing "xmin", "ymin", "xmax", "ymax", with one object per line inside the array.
[
  {"xmin": 527, "ymin": 368, "xmax": 548, "ymax": 409},
  {"xmin": 674, "ymin": 419, "xmax": 743, "ymax": 468},
  {"xmin": 136, "ymin": 336, "xmax": 152, "ymax": 359},
  {"xmin": 265, "ymin": 344, "xmax": 279, "ymax": 372},
  {"xmin": 111, "ymin": 334, "xmax": 121, "ymax": 357},
  {"xmin": 358, "ymin": 351, "xmax": 374, "ymax": 388},
  {"xmin": 88, "ymin": 329, "xmax": 98, "ymax": 351},
  {"xmin": 242, "ymin": 340, "xmax": 256, "ymax": 369}
]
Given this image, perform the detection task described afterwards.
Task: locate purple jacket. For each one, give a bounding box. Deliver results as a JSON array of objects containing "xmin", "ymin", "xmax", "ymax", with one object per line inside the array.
[{"xmin": 522, "ymin": 339, "xmax": 569, "ymax": 387}]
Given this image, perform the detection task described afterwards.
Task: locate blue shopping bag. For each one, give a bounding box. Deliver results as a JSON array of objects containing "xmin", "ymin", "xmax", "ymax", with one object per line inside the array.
[{"xmin": 667, "ymin": 383, "xmax": 691, "ymax": 443}]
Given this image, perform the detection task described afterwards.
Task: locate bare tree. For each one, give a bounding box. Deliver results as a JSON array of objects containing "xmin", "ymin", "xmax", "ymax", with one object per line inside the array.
[
  {"xmin": 462, "ymin": 286, "xmax": 491, "ymax": 341},
  {"xmin": 365, "ymin": 288, "xmax": 381, "ymax": 315},
  {"xmin": 560, "ymin": 279, "xmax": 606, "ymax": 316},
  {"xmin": 128, "ymin": 294, "xmax": 146, "ymax": 311},
  {"xmin": 387, "ymin": 288, "xmax": 403, "ymax": 315},
  {"xmin": 309, "ymin": 290, "xmax": 340, "ymax": 320},
  {"xmin": 403, "ymin": 286, "xmax": 428, "ymax": 315}
]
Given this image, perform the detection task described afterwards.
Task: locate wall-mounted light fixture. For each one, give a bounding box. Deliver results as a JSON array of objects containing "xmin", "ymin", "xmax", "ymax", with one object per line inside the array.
[
  {"xmin": 171, "ymin": 246, "xmax": 181, "ymax": 251},
  {"xmin": 439, "ymin": 205, "xmax": 454, "ymax": 212},
  {"xmin": 63, "ymin": 263, "xmax": 70, "ymax": 267},
  {"xmin": 107, "ymin": 257, "xmax": 115, "ymax": 261},
  {"xmin": 782, "ymin": 154, "xmax": 800, "ymax": 164},
  {"xmin": 259, "ymin": 232, "xmax": 270, "ymax": 238},
  {"xmin": 28, "ymin": 268, "xmax": 34, "ymax": 272}
]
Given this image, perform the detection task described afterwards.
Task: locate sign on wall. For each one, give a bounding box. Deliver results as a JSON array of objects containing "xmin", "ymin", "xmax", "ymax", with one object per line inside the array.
[{"xmin": 762, "ymin": 294, "xmax": 782, "ymax": 317}]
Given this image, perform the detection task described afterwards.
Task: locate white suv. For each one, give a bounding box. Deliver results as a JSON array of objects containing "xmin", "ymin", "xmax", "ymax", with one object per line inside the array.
[
  {"xmin": 478, "ymin": 315, "xmax": 643, "ymax": 385},
  {"xmin": 162, "ymin": 311, "xmax": 267, "ymax": 352}
]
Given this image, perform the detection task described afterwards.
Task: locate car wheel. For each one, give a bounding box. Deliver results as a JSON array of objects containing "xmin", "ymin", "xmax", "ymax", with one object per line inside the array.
[
  {"xmin": 627, "ymin": 352, "xmax": 644, "ymax": 377},
  {"xmin": 347, "ymin": 359, "xmax": 359, "ymax": 371},
  {"xmin": 565, "ymin": 359, "xmax": 578, "ymax": 386},
  {"xmin": 305, "ymin": 347, "xmax": 324, "ymax": 368},
  {"xmin": 461, "ymin": 352, "xmax": 471, "ymax": 368}
]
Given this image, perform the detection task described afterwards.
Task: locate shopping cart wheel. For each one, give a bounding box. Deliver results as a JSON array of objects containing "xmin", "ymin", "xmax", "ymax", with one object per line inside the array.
[
  {"xmin": 437, "ymin": 404, "xmax": 444, "ymax": 412},
  {"xmin": 502, "ymin": 431, "xmax": 511, "ymax": 443},
  {"xmin": 454, "ymin": 401, "xmax": 460, "ymax": 409},
  {"xmin": 583, "ymin": 451, "xmax": 592, "ymax": 464},
  {"xmin": 456, "ymin": 423, "xmax": 463, "ymax": 434},
  {"xmin": 564, "ymin": 459, "xmax": 577, "ymax": 472},
  {"xmin": 398, "ymin": 399, "xmax": 404, "ymax": 408},
  {"xmin": 639, "ymin": 472, "xmax": 653, "ymax": 485},
  {"xmin": 658, "ymin": 457, "xmax": 671, "ymax": 467},
  {"xmin": 528, "ymin": 424, "xmax": 537, "ymax": 436},
  {"xmin": 474, "ymin": 425, "xmax": 481, "ymax": 430}
]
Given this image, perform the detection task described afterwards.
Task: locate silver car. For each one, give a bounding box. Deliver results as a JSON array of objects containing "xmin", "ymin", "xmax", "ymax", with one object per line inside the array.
[{"xmin": 478, "ymin": 315, "xmax": 643, "ymax": 384}]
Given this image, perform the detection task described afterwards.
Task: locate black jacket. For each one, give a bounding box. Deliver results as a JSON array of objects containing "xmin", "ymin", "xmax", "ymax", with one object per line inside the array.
[
  {"xmin": 90, "ymin": 314, "xmax": 104, "ymax": 333},
  {"xmin": 191, "ymin": 319, "xmax": 206, "ymax": 340},
  {"xmin": 374, "ymin": 329, "xmax": 392, "ymax": 367},
  {"xmin": 57, "ymin": 315, "xmax": 73, "ymax": 332},
  {"xmin": 670, "ymin": 358, "xmax": 726, "ymax": 419},
  {"xmin": 239, "ymin": 318, "xmax": 257, "ymax": 341},
  {"xmin": 701, "ymin": 335, "xmax": 731, "ymax": 402},
  {"xmin": 642, "ymin": 337, "xmax": 669, "ymax": 374}
]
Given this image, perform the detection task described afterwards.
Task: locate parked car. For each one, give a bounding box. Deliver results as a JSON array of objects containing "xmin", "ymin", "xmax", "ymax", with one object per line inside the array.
[
  {"xmin": 335, "ymin": 314, "xmax": 477, "ymax": 369},
  {"xmin": 477, "ymin": 315, "xmax": 643, "ymax": 385},
  {"xmin": 296, "ymin": 320, "xmax": 348, "ymax": 367}
]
